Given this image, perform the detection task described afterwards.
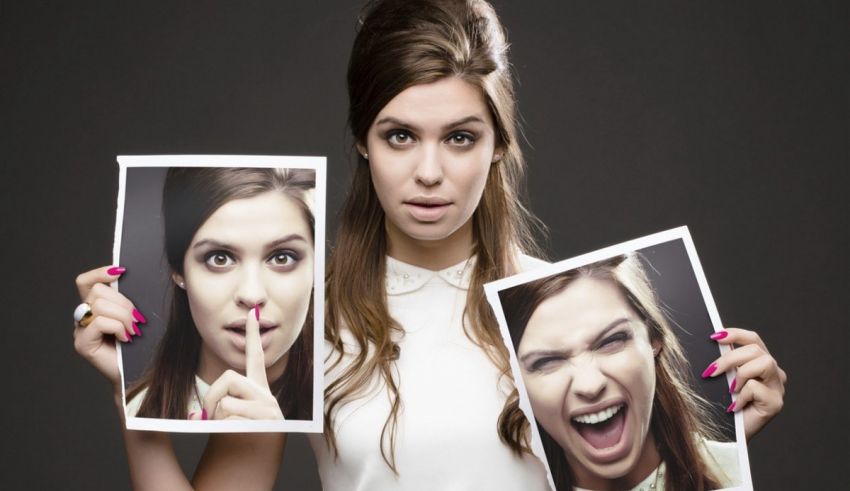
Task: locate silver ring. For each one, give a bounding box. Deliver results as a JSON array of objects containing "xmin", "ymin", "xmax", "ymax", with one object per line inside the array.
[{"xmin": 74, "ymin": 302, "xmax": 93, "ymax": 328}]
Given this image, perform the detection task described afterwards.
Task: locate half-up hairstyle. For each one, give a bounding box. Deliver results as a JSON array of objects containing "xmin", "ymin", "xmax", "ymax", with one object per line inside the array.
[{"xmin": 325, "ymin": 0, "xmax": 543, "ymax": 472}]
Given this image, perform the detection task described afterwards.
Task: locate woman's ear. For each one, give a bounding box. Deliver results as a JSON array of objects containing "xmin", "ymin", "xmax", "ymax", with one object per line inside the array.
[
  {"xmin": 651, "ymin": 339, "xmax": 663, "ymax": 357},
  {"xmin": 492, "ymin": 145, "xmax": 505, "ymax": 164},
  {"xmin": 355, "ymin": 142, "xmax": 368, "ymax": 160},
  {"xmin": 172, "ymin": 272, "xmax": 186, "ymax": 290}
]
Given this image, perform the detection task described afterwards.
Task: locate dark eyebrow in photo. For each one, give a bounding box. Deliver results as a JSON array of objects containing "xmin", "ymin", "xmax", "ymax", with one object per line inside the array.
[
  {"xmin": 266, "ymin": 234, "xmax": 310, "ymax": 249},
  {"xmin": 518, "ymin": 317, "xmax": 632, "ymax": 365},
  {"xmin": 373, "ymin": 115, "xmax": 487, "ymax": 133},
  {"xmin": 192, "ymin": 239, "xmax": 236, "ymax": 251},
  {"xmin": 192, "ymin": 234, "xmax": 308, "ymax": 252}
]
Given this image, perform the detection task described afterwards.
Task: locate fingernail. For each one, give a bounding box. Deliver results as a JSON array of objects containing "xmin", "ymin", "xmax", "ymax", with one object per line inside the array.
[
  {"xmin": 726, "ymin": 401, "xmax": 737, "ymax": 413},
  {"xmin": 729, "ymin": 378, "xmax": 737, "ymax": 393},
  {"xmin": 132, "ymin": 322, "xmax": 142, "ymax": 337},
  {"xmin": 710, "ymin": 330, "xmax": 728, "ymax": 340},
  {"xmin": 132, "ymin": 308, "xmax": 147, "ymax": 324},
  {"xmin": 701, "ymin": 362, "xmax": 718, "ymax": 378},
  {"xmin": 188, "ymin": 411, "xmax": 196, "ymax": 420},
  {"xmin": 201, "ymin": 408, "xmax": 208, "ymax": 420},
  {"xmin": 254, "ymin": 305, "xmax": 261, "ymax": 321},
  {"xmin": 107, "ymin": 266, "xmax": 126, "ymax": 276}
]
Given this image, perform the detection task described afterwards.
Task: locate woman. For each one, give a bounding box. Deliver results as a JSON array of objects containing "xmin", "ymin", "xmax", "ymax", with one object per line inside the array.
[
  {"xmin": 79, "ymin": 166, "xmax": 315, "ymax": 422},
  {"xmin": 73, "ymin": 1, "xmax": 784, "ymax": 489},
  {"xmin": 499, "ymin": 254, "xmax": 784, "ymax": 490}
]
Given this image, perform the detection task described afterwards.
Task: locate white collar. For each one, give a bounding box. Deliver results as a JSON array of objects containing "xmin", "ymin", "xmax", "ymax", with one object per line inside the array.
[
  {"xmin": 385, "ymin": 255, "xmax": 475, "ymax": 295},
  {"xmin": 573, "ymin": 463, "xmax": 665, "ymax": 491}
]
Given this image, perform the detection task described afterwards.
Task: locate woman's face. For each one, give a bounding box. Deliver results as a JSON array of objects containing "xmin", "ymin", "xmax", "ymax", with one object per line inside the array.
[
  {"xmin": 362, "ymin": 76, "xmax": 498, "ymax": 249},
  {"xmin": 517, "ymin": 277, "xmax": 658, "ymax": 485},
  {"xmin": 175, "ymin": 190, "xmax": 314, "ymax": 383}
]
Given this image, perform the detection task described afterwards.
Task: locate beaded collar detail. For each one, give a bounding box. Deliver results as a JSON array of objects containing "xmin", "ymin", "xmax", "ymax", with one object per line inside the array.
[{"xmin": 385, "ymin": 255, "xmax": 475, "ymax": 295}]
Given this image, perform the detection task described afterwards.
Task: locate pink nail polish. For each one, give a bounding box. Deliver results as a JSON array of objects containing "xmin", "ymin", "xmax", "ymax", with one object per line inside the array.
[
  {"xmin": 188, "ymin": 411, "xmax": 196, "ymax": 420},
  {"xmin": 132, "ymin": 308, "xmax": 147, "ymax": 324},
  {"xmin": 107, "ymin": 266, "xmax": 126, "ymax": 276},
  {"xmin": 133, "ymin": 323, "xmax": 142, "ymax": 337},
  {"xmin": 701, "ymin": 362, "xmax": 718, "ymax": 378},
  {"xmin": 726, "ymin": 401, "xmax": 737, "ymax": 413},
  {"xmin": 729, "ymin": 378, "xmax": 737, "ymax": 393},
  {"xmin": 254, "ymin": 305, "xmax": 261, "ymax": 321},
  {"xmin": 201, "ymin": 408, "xmax": 208, "ymax": 420},
  {"xmin": 710, "ymin": 331, "xmax": 728, "ymax": 340}
]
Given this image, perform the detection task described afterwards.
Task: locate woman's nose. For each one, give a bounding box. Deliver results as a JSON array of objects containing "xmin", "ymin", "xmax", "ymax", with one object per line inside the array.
[
  {"xmin": 414, "ymin": 145, "xmax": 444, "ymax": 186},
  {"xmin": 234, "ymin": 267, "xmax": 268, "ymax": 308},
  {"xmin": 569, "ymin": 358, "xmax": 608, "ymax": 401}
]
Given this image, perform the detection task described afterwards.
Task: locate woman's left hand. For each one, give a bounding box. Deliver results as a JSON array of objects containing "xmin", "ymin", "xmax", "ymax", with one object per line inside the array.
[
  {"xmin": 705, "ymin": 327, "xmax": 787, "ymax": 440},
  {"xmin": 193, "ymin": 307, "xmax": 284, "ymax": 421}
]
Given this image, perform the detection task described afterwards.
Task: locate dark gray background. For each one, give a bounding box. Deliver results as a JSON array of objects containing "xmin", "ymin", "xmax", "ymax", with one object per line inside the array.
[{"xmin": 2, "ymin": 1, "xmax": 846, "ymax": 489}]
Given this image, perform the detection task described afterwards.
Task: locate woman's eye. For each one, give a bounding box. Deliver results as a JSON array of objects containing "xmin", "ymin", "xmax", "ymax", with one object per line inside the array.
[
  {"xmin": 387, "ymin": 130, "xmax": 415, "ymax": 146},
  {"xmin": 446, "ymin": 132, "xmax": 475, "ymax": 146},
  {"xmin": 597, "ymin": 332, "xmax": 630, "ymax": 352},
  {"xmin": 528, "ymin": 356, "xmax": 562, "ymax": 373},
  {"xmin": 268, "ymin": 250, "xmax": 299, "ymax": 268},
  {"xmin": 204, "ymin": 252, "xmax": 235, "ymax": 269}
]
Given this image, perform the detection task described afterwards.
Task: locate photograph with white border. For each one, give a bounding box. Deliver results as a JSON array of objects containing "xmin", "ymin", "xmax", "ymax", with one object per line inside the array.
[
  {"xmin": 484, "ymin": 227, "xmax": 752, "ymax": 490},
  {"xmin": 114, "ymin": 155, "xmax": 325, "ymax": 433}
]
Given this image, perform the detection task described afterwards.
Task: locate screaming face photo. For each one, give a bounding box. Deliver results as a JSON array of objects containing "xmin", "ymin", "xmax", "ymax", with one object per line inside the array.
[{"xmin": 485, "ymin": 228, "xmax": 753, "ymax": 490}]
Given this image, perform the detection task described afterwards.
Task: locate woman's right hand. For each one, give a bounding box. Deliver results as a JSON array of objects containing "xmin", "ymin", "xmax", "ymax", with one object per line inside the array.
[{"xmin": 74, "ymin": 266, "xmax": 144, "ymax": 393}]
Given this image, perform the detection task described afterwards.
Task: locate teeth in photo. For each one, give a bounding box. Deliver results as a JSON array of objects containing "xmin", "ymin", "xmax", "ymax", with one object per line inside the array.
[{"xmin": 573, "ymin": 404, "xmax": 624, "ymax": 425}]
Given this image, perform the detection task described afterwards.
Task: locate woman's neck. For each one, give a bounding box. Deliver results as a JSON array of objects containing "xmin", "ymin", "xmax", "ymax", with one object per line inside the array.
[{"xmin": 385, "ymin": 219, "xmax": 474, "ymax": 271}]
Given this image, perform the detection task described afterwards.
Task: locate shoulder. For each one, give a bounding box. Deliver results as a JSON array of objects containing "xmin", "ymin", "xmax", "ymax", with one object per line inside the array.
[
  {"xmin": 517, "ymin": 253, "xmax": 549, "ymax": 273},
  {"xmin": 125, "ymin": 386, "xmax": 149, "ymax": 418},
  {"xmin": 699, "ymin": 438, "xmax": 742, "ymax": 487}
]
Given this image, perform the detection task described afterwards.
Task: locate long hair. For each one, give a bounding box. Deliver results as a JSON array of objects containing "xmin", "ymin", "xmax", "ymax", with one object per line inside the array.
[
  {"xmin": 499, "ymin": 254, "xmax": 725, "ymax": 490},
  {"xmin": 325, "ymin": 0, "xmax": 544, "ymax": 472},
  {"xmin": 128, "ymin": 167, "xmax": 316, "ymax": 420}
]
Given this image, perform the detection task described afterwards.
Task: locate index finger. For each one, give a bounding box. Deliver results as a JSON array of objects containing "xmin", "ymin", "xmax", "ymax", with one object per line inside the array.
[
  {"xmin": 75, "ymin": 265, "xmax": 125, "ymax": 300},
  {"xmin": 245, "ymin": 306, "xmax": 269, "ymax": 389},
  {"xmin": 713, "ymin": 327, "xmax": 770, "ymax": 354}
]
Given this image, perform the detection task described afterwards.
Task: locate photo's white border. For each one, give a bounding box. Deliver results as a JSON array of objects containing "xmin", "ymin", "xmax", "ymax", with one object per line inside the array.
[
  {"xmin": 113, "ymin": 155, "xmax": 326, "ymax": 433},
  {"xmin": 484, "ymin": 226, "xmax": 753, "ymax": 491}
]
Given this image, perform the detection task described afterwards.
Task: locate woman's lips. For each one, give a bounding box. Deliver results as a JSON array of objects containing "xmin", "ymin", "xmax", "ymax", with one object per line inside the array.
[
  {"xmin": 571, "ymin": 403, "xmax": 630, "ymax": 462},
  {"xmin": 224, "ymin": 323, "xmax": 278, "ymax": 351},
  {"xmin": 404, "ymin": 198, "xmax": 451, "ymax": 222}
]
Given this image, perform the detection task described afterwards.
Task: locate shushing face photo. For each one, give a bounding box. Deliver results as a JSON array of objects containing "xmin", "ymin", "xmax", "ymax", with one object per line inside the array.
[
  {"xmin": 517, "ymin": 277, "xmax": 659, "ymax": 483},
  {"xmin": 174, "ymin": 190, "xmax": 314, "ymax": 384}
]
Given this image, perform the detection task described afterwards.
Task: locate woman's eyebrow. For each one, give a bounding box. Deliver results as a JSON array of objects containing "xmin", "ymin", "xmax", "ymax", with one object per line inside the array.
[
  {"xmin": 373, "ymin": 115, "xmax": 486, "ymax": 132},
  {"xmin": 266, "ymin": 234, "xmax": 309, "ymax": 249},
  {"xmin": 192, "ymin": 239, "xmax": 236, "ymax": 251}
]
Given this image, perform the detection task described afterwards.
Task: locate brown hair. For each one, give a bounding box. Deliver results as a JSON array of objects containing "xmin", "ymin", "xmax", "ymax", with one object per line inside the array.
[
  {"xmin": 128, "ymin": 167, "xmax": 316, "ymax": 420},
  {"xmin": 325, "ymin": 0, "xmax": 543, "ymax": 472},
  {"xmin": 499, "ymin": 254, "xmax": 725, "ymax": 490}
]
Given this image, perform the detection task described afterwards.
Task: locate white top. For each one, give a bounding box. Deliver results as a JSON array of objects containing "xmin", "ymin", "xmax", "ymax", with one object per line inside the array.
[
  {"xmin": 125, "ymin": 376, "xmax": 208, "ymax": 418},
  {"xmin": 309, "ymin": 255, "xmax": 551, "ymax": 491},
  {"xmin": 573, "ymin": 438, "xmax": 742, "ymax": 491}
]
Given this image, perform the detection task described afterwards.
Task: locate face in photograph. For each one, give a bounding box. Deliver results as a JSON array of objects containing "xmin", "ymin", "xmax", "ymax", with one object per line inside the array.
[
  {"xmin": 516, "ymin": 276, "xmax": 659, "ymax": 485},
  {"xmin": 362, "ymin": 76, "xmax": 499, "ymax": 245},
  {"xmin": 174, "ymin": 190, "xmax": 314, "ymax": 383}
]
